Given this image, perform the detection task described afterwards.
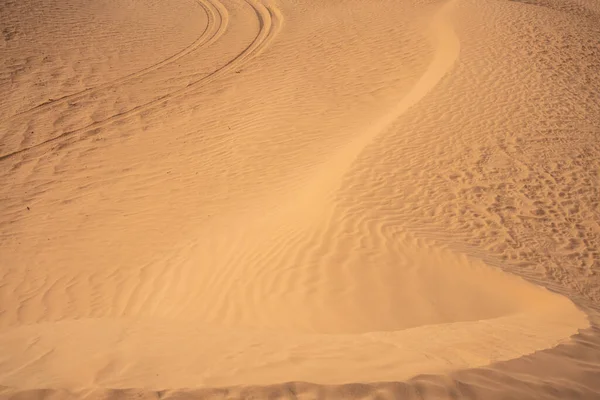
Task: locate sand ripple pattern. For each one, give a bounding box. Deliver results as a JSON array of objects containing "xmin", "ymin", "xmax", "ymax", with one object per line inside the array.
[{"xmin": 1, "ymin": 0, "xmax": 599, "ymax": 397}]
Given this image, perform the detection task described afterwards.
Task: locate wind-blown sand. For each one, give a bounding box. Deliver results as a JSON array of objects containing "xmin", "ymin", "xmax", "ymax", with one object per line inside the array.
[{"xmin": 1, "ymin": 0, "xmax": 599, "ymax": 398}]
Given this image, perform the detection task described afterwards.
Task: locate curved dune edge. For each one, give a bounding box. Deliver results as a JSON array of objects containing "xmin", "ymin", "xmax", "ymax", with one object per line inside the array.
[
  {"xmin": 0, "ymin": 244, "xmax": 588, "ymax": 390},
  {"xmin": 0, "ymin": 303, "xmax": 589, "ymax": 390}
]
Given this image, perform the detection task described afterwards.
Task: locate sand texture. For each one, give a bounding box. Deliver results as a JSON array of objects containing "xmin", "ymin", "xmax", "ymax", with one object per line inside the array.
[{"xmin": 1, "ymin": 0, "xmax": 599, "ymax": 398}]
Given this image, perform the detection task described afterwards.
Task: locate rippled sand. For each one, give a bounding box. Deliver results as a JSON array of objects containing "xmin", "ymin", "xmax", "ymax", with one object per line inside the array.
[{"xmin": 1, "ymin": 0, "xmax": 599, "ymax": 398}]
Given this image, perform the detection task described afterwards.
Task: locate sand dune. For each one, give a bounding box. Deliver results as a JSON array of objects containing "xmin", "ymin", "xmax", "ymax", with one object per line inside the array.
[{"xmin": 1, "ymin": 0, "xmax": 599, "ymax": 398}]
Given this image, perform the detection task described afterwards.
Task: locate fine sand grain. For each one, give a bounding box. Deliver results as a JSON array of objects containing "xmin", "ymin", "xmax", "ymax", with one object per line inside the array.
[{"xmin": 1, "ymin": 0, "xmax": 599, "ymax": 398}]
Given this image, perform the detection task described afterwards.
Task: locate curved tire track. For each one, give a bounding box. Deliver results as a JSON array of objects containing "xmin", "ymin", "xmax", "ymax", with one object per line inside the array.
[
  {"xmin": 3, "ymin": 0, "xmax": 229, "ymax": 121},
  {"xmin": 0, "ymin": 0, "xmax": 282, "ymax": 162}
]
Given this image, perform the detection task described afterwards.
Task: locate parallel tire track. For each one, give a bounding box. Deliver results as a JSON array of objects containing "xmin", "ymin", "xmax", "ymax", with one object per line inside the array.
[
  {"xmin": 0, "ymin": 0, "xmax": 281, "ymax": 162},
  {"xmin": 2, "ymin": 0, "xmax": 229, "ymax": 121}
]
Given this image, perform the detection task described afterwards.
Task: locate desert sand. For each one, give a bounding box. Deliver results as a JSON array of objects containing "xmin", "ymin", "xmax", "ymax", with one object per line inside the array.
[{"xmin": 1, "ymin": 0, "xmax": 599, "ymax": 398}]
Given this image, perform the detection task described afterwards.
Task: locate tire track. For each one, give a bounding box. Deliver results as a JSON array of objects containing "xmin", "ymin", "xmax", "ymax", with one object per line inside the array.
[
  {"xmin": 0, "ymin": 0, "xmax": 282, "ymax": 162},
  {"xmin": 2, "ymin": 0, "xmax": 229, "ymax": 121}
]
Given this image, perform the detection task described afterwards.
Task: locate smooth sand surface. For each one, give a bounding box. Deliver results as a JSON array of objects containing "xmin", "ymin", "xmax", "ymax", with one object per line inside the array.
[{"xmin": 1, "ymin": 0, "xmax": 599, "ymax": 398}]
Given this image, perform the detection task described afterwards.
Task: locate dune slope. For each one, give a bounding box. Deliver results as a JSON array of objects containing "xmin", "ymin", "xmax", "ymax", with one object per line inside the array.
[{"xmin": 1, "ymin": 0, "xmax": 599, "ymax": 398}]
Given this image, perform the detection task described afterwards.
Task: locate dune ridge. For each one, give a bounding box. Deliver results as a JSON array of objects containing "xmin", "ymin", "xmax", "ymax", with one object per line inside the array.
[{"xmin": 1, "ymin": 0, "xmax": 599, "ymax": 397}]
